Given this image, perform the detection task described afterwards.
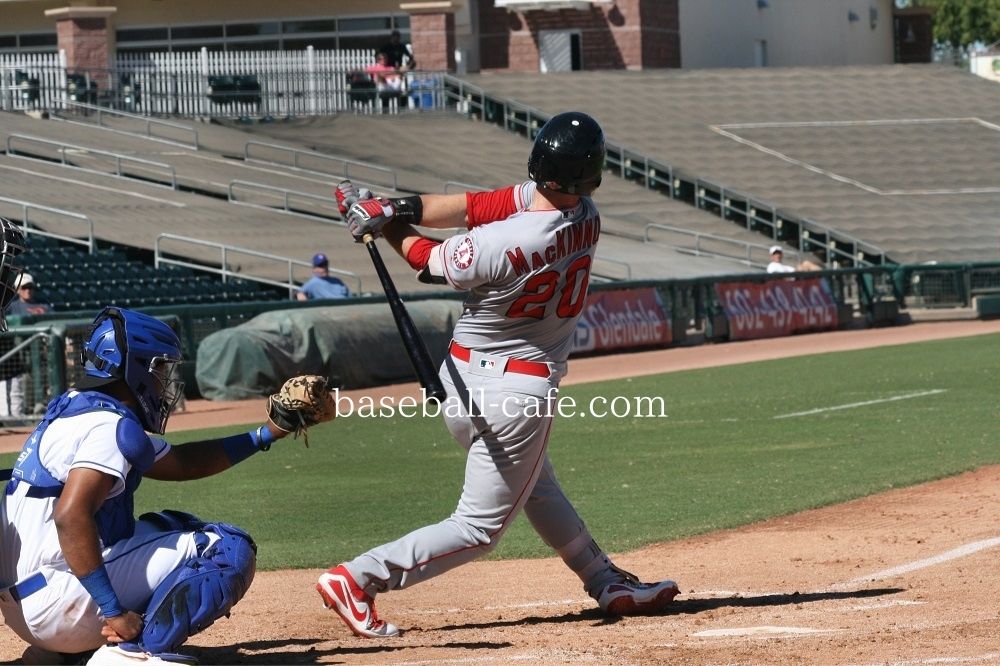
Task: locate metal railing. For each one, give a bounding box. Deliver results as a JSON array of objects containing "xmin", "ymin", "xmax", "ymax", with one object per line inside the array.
[
  {"xmin": 53, "ymin": 100, "xmax": 200, "ymax": 149},
  {"xmin": 444, "ymin": 76, "xmax": 893, "ymax": 269},
  {"xmin": 227, "ymin": 180, "xmax": 344, "ymax": 224},
  {"xmin": 6, "ymin": 134, "xmax": 178, "ymax": 190},
  {"xmin": 604, "ymin": 147, "xmax": 675, "ymax": 195},
  {"xmin": 0, "ymin": 197, "xmax": 96, "ymax": 254},
  {"xmin": 644, "ymin": 223, "xmax": 797, "ymax": 268},
  {"xmin": 243, "ymin": 140, "xmax": 399, "ymax": 191},
  {"xmin": 6, "ymin": 262, "xmax": 1000, "ymax": 409},
  {"xmin": 591, "ymin": 256, "xmax": 633, "ymax": 282},
  {"xmin": 692, "ymin": 180, "xmax": 887, "ymax": 268},
  {"xmin": 893, "ymin": 262, "xmax": 1000, "ymax": 308},
  {"xmin": 154, "ymin": 233, "xmax": 362, "ymax": 297},
  {"xmin": 443, "ymin": 180, "xmax": 488, "ymax": 193}
]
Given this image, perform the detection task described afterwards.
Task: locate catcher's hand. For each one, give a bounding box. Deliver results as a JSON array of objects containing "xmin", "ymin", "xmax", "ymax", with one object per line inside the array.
[{"xmin": 266, "ymin": 375, "xmax": 336, "ymax": 445}]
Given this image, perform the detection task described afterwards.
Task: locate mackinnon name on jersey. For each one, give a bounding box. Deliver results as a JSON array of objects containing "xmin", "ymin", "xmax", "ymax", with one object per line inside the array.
[{"xmin": 505, "ymin": 215, "xmax": 601, "ymax": 277}]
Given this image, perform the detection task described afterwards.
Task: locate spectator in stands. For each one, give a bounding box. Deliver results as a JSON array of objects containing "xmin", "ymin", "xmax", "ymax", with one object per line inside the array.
[
  {"xmin": 0, "ymin": 336, "xmax": 25, "ymax": 419},
  {"xmin": 6, "ymin": 273, "xmax": 52, "ymax": 317},
  {"xmin": 0, "ymin": 274, "xmax": 51, "ymax": 419},
  {"xmin": 365, "ymin": 51, "xmax": 405, "ymax": 106},
  {"xmin": 380, "ymin": 30, "xmax": 417, "ymax": 71},
  {"xmin": 766, "ymin": 246, "xmax": 821, "ymax": 273},
  {"xmin": 297, "ymin": 253, "xmax": 350, "ymax": 301}
]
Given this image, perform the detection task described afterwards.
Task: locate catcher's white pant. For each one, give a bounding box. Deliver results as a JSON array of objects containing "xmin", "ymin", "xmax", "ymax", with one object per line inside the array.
[
  {"xmin": 345, "ymin": 350, "xmax": 592, "ymax": 596},
  {"xmin": 0, "ymin": 520, "xmax": 214, "ymax": 654}
]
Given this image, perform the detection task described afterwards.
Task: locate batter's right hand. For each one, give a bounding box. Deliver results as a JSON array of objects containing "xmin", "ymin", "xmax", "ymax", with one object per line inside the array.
[
  {"xmin": 347, "ymin": 197, "xmax": 396, "ymax": 242},
  {"xmin": 335, "ymin": 180, "xmax": 372, "ymax": 216},
  {"xmin": 102, "ymin": 610, "xmax": 143, "ymax": 643}
]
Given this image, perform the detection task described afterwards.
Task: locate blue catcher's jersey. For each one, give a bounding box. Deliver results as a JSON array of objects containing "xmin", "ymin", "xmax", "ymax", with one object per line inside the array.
[{"xmin": 0, "ymin": 390, "xmax": 171, "ymax": 583}]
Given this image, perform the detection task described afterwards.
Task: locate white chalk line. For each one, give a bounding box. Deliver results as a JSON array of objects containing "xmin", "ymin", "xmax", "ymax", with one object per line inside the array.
[
  {"xmin": 852, "ymin": 653, "xmax": 1000, "ymax": 666},
  {"xmin": 847, "ymin": 599, "xmax": 926, "ymax": 611},
  {"xmin": 773, "ymin": 389, "xmax": 946, "ymax": 419},
  {"xmin": 381, "ymin": 654, "xmax": 579, "ymax": 666},
  {"xmin": 408, "ymin": 598, "xmax": 582, "ymax": 616},
  {"xmin": 716, "ymin": 117, "xmax": 987, "ymax": 130},
  {"xmin": 710, "ymin": 117, "xmax": 1000, "ymax": 196},
  {"xmin": 710, "ymin": 126, "xmax": 884, "ymax": 195},
  {"xmin": 692, "ymin": 625, "xmax": 837, "ymax": 638},
  {"xmin": 834, "ymin": 536, "xmax": 1000, "ymax": 589}
]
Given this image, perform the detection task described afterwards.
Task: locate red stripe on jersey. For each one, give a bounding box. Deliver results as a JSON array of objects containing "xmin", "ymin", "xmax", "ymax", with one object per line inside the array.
[
  {"xmin": 466, "ymin": 185, "xmax": 518, "ymax": 229},
  {"xmin": 405, "ymin": 237, "xmax": 440, "ymax": 270}
]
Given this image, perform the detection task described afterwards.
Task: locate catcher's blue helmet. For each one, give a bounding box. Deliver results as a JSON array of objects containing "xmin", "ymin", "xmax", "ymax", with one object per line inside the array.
[{"xmin": 78, "ymin": 307, "xmax": 184, "ymax": 434}]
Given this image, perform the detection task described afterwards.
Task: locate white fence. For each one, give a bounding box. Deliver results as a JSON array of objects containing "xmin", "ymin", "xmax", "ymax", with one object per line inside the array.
[
  {"xmin": 1, "ymin": 48, "xmax": 444, "ymax": 117},
  {"xmin": 0, "ymin": 52, "xmax": 66, "ymax": 112}
]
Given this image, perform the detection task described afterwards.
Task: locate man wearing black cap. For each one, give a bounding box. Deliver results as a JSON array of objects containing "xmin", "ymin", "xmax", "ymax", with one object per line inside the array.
[
  {"xmin": 380, "ymin": 30, "xmax": 416, "ymax": 70},
  {"xmin": 296, "ymin": 253, "xmax": 350, "ymax": 301}
]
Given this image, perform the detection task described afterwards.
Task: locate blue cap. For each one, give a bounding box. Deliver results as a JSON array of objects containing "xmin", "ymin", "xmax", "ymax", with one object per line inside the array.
[{"xmin": 312, "ymin": 252, "xmax": 329, "ymax": 267}]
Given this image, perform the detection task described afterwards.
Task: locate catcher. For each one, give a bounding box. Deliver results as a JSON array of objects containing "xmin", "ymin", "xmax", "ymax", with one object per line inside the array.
[{"xmin": 0, "ymin": 306, "xmax": 335, "ymax": 665}]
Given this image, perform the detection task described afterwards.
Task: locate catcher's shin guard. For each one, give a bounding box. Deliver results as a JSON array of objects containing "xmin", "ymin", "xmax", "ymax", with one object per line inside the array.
[{"xmin": 139, "ymin": 522, "xmax": 257, "ymax": 653}]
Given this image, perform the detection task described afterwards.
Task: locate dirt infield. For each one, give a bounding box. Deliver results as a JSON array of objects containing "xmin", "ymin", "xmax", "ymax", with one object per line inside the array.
[{"xmin": 2, "ymin": 320, "xmax": 999, "ymax": 664}]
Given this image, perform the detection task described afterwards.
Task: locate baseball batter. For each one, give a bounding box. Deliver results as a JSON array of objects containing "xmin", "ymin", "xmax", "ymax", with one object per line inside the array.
[{"xmin": 319, "ymin": 112, "xmax": 679, "ymax": 638}]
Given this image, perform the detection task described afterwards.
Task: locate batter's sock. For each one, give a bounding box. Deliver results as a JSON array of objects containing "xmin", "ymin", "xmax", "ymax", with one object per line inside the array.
[{"xmin": 555, "ymin": 530, "xmax": 623, "ymax": 598}]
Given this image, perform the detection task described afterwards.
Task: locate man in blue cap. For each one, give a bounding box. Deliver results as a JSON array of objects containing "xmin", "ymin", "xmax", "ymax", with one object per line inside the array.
[{"xmin": 297, "ymin": 253, "xmax": 350, "ymax": 301}]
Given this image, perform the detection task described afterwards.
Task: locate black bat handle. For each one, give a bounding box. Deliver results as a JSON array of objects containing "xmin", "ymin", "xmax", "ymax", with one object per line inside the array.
[{"xmin": 364, "ymin": 235, "xmax": 447, "ymax": 403}]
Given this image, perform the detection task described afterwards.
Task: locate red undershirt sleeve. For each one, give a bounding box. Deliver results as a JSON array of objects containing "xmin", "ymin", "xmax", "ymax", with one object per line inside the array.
[
  {"xmin": 465, "ymin": 185, "xmax": 518, "ymax": 229},
  {"xmin": 405, "ymin": 237, "xmax": 441, "ymax": 270}
]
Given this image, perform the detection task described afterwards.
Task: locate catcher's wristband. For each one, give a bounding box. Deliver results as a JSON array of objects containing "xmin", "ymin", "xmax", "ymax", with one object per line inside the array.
[
  {"xmin": 222, "ymin": 425, "xmax": 276, "ymax": 465},
  {"xmin": 78, "ymin": 564, "xmax": 123, "ymax": 618}
]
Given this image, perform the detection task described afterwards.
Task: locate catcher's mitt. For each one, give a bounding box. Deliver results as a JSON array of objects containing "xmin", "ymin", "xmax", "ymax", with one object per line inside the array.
[{"xmin": 266, "ymin": 375, "xmax": 336, "ymax": 445}]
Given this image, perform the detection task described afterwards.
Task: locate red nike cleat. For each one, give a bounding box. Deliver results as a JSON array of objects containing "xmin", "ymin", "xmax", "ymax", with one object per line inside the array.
[
  {"xmin": 596, "ymin": 567, "xmax": 680, "ymax": 616},
  {"xmin": 316, "ymin": 565, "xmax": 400, "ymax": 638}
]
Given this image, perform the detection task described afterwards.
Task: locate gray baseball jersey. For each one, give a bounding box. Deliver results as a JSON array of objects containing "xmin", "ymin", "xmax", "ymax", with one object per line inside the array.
[
  {"xmin": 432, "ymin": 180, "xmax": 600, "ymax": 363},
  {"xmin": 344, "ymin": 182, "xmax": 613, "ymax": 601}
]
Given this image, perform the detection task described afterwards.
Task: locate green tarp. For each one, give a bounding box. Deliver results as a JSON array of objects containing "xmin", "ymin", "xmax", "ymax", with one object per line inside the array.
[{"xmin": 195, "ymin": 301, "xmax": 463, "ymax": 400}]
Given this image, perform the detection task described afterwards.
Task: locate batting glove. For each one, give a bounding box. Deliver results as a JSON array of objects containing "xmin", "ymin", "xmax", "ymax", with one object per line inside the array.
[
  {"xmin": 347, "ymin": 197, "xmax": 396, "ymax": 242},
  {"xmin": 334, "ymin": 180, "xmax": 372, "ymax": 217}
]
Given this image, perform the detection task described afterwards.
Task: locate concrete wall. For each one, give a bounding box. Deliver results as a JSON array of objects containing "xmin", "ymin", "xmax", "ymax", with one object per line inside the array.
[
  {"xmin": 0, "ymin": 0, "xmax": 472, "ymax": 36},
  {"xmin": 1, "ymin": 0, "xmax": 475, "ymax": 71},
  {"xmin": 970, "ymin": 53, "xmax": 1000, "ymax": 84},
  {"xmin": 678, "ymin": 0, "xmax": 895, "ymax": 68},
  {"xmin": 0, "ymin": 0, "xmax": 440, "ymax": 31},
  {"xmin": 2, "ymin": 0, "xmax": 895, "ymax": 71}
]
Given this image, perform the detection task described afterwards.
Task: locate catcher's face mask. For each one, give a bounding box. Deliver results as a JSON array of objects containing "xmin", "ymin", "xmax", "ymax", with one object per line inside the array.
[
  {"xmin": 149, "ymin": 355, "xmax": 184, "ymax": 434},
  {"xmin": 0, "ymin": 218, "xmax": 26, "ymax": 332}
]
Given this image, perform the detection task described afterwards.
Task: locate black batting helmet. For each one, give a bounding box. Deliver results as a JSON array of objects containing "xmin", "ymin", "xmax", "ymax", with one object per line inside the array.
[{"xmin": 528, "ymin": 111, "xmax": 605, "ymax": 196}]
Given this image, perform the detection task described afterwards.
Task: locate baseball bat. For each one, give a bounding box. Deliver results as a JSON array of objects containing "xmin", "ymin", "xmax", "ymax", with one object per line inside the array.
[{"xmin": 363, "ymin": 232, "xmax": 447, "ymax": 403}]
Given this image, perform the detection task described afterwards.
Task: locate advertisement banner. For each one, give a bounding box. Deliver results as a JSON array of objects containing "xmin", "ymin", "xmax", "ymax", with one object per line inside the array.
[
  {"xmin": 715, "ymin": 278, "xmax": 837, "ymax": 341},
  {"xmin": 572, "ymin": 287, "xmax": 672, "ymax": 354}
]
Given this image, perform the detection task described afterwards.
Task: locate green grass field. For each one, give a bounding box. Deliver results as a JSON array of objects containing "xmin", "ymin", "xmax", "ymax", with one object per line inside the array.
[{"xmin": 4, "ymin": 333, "xmax": 997, "ymax": 570}]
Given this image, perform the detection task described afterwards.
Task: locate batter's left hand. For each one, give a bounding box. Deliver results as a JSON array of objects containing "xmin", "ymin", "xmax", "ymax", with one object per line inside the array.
[
  {"xmin": 347, "ymin": 197, "xmax": 396, "ymax": 242},
  {"xmin": 102, "ymin": 610, "xmax": 143, "ymax": 642}
]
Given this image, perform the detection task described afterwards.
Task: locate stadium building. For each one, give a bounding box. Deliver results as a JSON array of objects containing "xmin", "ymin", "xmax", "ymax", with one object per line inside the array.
[{"xmin": 0, "ymin": 0, "xmax": 925, "ymax": 76}]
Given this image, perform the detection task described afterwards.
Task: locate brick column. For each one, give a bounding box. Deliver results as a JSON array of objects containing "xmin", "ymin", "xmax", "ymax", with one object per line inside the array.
[
  {"xmin": 477, "ymin": 0, "xmax": 679, "ymax": 72},
  {"xmin": 401, "ymin": 2, "xmax": 458, "ymax": 71},
  {"xmin": 45, "ymin": 6, "xmax": 117, "ymax": 79}
]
